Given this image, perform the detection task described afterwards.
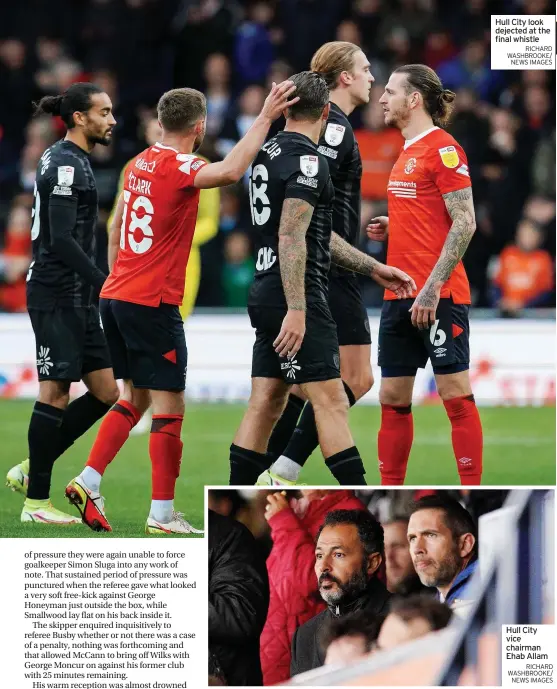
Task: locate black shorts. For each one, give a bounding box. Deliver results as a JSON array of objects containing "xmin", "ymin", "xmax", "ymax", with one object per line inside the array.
[
  {"xmin": 248, "ymin": 302, "xmax": 341, "ymax": 384},
  {"xmin": 100, "ymin": 299, "xmax": 187, "ymax": 391},
  {"xmin": 328, "ymin": 273, "xmax": 371, "ymax": 347},
  {"xmin": 28, "ymin": 306, "xmax": 111, "ymax": 382},
  {"xmin": 378, "ymin": 297, "xmax": 470, "ymax": 376}
]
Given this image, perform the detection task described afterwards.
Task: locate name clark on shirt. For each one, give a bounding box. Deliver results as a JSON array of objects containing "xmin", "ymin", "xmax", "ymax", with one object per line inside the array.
[{"xmin": 128, "ymin": 171, "xmax": 152, "ymax": 196}]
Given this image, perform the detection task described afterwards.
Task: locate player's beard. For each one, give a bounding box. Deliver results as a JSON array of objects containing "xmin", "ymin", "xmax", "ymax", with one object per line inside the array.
[
  {"xmin": 88, "ymin": 128, "xmax": 113, "ymax": 147},
  {"xmin": 193, "ymin": 131, "xmax": 205, "ymax": 152},
  {"xmin": 386, "ymin": 103, "xmax": 410, "ymax": 131}
]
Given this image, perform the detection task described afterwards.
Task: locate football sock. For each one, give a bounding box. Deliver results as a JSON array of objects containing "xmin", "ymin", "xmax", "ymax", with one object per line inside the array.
[
  {"xmin": 275, "ymin": 382, "xmax": 357, "ymax": 477},
  {"xmin": 378, "ymin": 404, "xmax": 413, "ymax": 485},
  {"xmin": 270, "ymin": 455, "xmax": 304, "ymax": 482},
  {"xmin": 150, "ymin": 415, "xmax": 183, "ymax": 501},
  {"xmin": 149, "ymin": 500, "xmax": 174, "ymax": 524},
  {"xmin": 27, "ymin": 402, "xmax": 65, "ymax": 500},
  {"xmin": 229, "ymin": 444, "xmax": 269, "ymax": 485},
  {"xmin": 325, "ymin": 446, "xmax": 366, "ymax": 485},
  {"xmin": 79, "ymin": 467, "xmax": 102, "ymax": 493},
  {"xmin": 266, "ymin": 393, "xmax": 305, "ymax": 463},
  {"xmin": 443, "ymin": 394, "xmax": 483, "ymax": 485},
  {"xmin": 85, "ymin": 401, "xmax": 142, "ymax": 484},
  {"xmin": 57, "ymin": 392, "xmax": 112, "ymax": 457}
]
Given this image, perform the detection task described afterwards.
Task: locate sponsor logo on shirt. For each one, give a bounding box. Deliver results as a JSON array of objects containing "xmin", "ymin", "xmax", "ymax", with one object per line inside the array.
[
  {"xmin": 52, "ymin": 185, "xmax": 72, "ymax": 196},
  {"xmin": 387, "ymin": 180, "xmax": 417, "ymax": 198},
  {"xmin": 317, "ymin": 145, "xmax": 338, "ymax": 160},
  {"xmin": 57, "ymin": 165, "xmax": 74, "ymax": 186},
  {"xmin": 324, "ymin": 123, "xmax": 345, "ymax": 146},
  {"xmin": 439, "ymin": 146, "xmax": 459, "ymax": 168},
  {"xmin": 296, "ymin": 175, "xmax": 318, "ymax": 188},
  {"xmin": 135, "ymin": 158, "xmax": 156, "ymax": 173},
  {"xmin": 300, "ymin": 155, "xmax": 319, "ymax": 177},
  {"xmin": 404, "ymin": 157, "xmax": 417, "ymax": 174}
]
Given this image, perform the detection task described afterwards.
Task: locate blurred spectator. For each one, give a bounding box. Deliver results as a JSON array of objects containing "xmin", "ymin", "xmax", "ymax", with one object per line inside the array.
[
  {"xmin": 531, "ymin": 129, "xmax": 555, "ymax": 198},
  {"xmin": 490, "ymin": 218, "xmax": 554, "ymax": 315},
  {"xmin": 423, "ymin": 27, "xmax": 457, "ymax": 70},
  {"xmin": 0, "ymin": 199, "xmax": 31, "ymax": 312},
  {"xmin": 222, "ymin": 232, "xmax": 254, "ymax": 307},
  {"xmin": 209, "ymin": 509, "xmax": 270, "ymax": 687},
  {"xmin": 323, "ymin": 609, "xmax": 382, "ymax": 666},
  {"xmin": 355, "ymin": 91, "xmax": 402, "ymax": 202},
  {"xmin": 374, "ymin": 595, "xmax": 453, "ymax": 651},
  {"xmin": 291, "ymin": 509, "xmax": 390, "ymax": 677},
  {"xmin": 383, "ymin": 517, "xmax": 430, "ymax": 597},
  {"xmin": 217, "ymin": 84, "xmax": 266, "ymax": 159},
  {"xmin": 234, "ymin": 1, "xmax": 275, "ymax": 85},
  {"xmin": 203, "ymin": 54, "xmax": 232, "ymax": 137},
  {"xmin": 437, "ymin": 38, "xmax": 503, "ymax": 102},
  {"xmin": 260, "ymin": 490, "xmax": 366, "ymax": 685},
  {"xmin": 408, "ymin": 496, "xmax": 478, "ymax": 613}
]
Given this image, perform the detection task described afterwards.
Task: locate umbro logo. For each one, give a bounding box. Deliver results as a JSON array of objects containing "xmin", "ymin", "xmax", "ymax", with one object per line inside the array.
[
  {"xmin": 37, "ymin": 346, "xmax": 53, "ymax": 375},
  {"xmin": 434, "ymin": 347, "xmax": 447, "ymax": 355},
  {"xmin": 280, "ymin": 358, "xmax": 301, "ymax": 380}
]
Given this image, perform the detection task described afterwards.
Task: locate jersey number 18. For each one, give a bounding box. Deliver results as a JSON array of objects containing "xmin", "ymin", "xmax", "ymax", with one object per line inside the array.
[{"xmin": 120, "ymin": 190, "xmax": 155, "ymax": 254}]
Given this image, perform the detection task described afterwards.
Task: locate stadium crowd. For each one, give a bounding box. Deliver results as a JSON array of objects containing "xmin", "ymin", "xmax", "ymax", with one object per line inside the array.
[
  {"xmin": 0, "ymin": 0, "xmax": 555, "ymax": 313},
  {"xmin": 208, "ymin": 488, "xmax": 507, "ymax": 686}
]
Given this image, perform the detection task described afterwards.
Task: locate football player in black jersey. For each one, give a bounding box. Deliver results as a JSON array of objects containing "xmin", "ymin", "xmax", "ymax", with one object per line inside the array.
[
  {"xmin": 258, "ymin": 42, "xmax": 387, "ymax": 484},
  {"xmin": 5, "ymin": 83, "xmax": 119, "ymax": 526},
  {"xmin": 229, "ymin": 72, "xmax": 414, "ymax": 486}
]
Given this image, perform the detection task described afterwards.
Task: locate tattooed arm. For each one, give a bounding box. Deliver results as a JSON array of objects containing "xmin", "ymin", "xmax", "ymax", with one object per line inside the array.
[
  {"xmin": 330, "ymin": 231, "xmax": 379, "ymax": 276},
  {"xmin": 331, "ymin": 232, "xmax": 416, "ymax": 298},
  {"xmin": 410, "ymin": 187, "xmax": 476, "ymax": 329},
  {"xmin": 273, "ymin": 198, "xmax": 313, "ymax": 357}
]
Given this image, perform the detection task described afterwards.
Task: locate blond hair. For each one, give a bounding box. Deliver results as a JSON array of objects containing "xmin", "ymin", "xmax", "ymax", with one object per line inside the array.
[
  {"xmin": 157, "ymin": 88, "xmax": 207, "ymax": 133},
  {"xmin": 393, "ymin": 64, "xmax": 456, "ymax": 128},
  {"xmin": 310, "ymin": 41, "xmax": 361, "ymax": 90}
]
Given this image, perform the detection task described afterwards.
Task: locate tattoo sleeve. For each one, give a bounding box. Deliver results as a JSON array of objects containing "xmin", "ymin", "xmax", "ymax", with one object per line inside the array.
[
  {"xmin": 420, "ymin": 187, "xmax": 476, "ymax": 302},
  {"xmin": 330, "ymin": 231, "xmax": 379, "ymax": 276},
  {"xmin": 278, "ymin": 198, "xmax": 313, "ymax": 311}
]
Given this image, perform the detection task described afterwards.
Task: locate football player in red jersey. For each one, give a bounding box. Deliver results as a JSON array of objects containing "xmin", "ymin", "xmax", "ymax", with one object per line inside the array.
[
  {"xmin": 367, "ymin": 64, "xmax": 483, "ymax": 486},
  {"xmin": 65, "ymin": 82, "xmax": 298, "ymax": 534}
]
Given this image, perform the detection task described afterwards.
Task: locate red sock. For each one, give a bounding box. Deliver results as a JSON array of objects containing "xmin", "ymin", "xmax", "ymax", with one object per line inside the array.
[
  {"xmin": 86, "ymin": 401, "xmax": 141, "ymax": 475},
  {"xmin": 443, "ymin": 395, "xmax": 483, "ymax": 485},
  {"xmin": 149, "ymin": 415, "xmax": 183, "ymax": 500},
  {"xmin": 378, "ymin": 404, "xmax": 413, "ymax": 485}
]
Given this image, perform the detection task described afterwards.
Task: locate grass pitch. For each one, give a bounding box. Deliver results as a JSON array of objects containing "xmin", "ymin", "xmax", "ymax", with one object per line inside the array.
[{"xmin": 0, "ymin": 400, "xmax": 554, "ymax": 538}]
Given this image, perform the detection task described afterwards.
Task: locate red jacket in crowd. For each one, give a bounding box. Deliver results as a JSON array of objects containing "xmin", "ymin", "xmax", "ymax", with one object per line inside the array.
[{"xmin": 260, "ymin": 490, "xmax": 366, "ymax": 685}]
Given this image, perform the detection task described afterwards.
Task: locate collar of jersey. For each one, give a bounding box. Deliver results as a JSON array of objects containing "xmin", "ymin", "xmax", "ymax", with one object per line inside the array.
[
  {"xmin": 154, "ymin": 141, "xmax": 179, "ymax": 153},
  {"xmin": 403, "ymin": 126, "xmax": 439, "ymax": 150}
]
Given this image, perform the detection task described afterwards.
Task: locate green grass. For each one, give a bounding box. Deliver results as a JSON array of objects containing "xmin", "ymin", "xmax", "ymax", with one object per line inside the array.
[{"xmin": 0, "ymin": 400, "xmax": 554, "ymax": 537}]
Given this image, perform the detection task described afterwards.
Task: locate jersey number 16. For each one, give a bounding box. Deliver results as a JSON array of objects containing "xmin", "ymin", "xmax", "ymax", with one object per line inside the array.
[{"xmin": 120, "ymin": 190, "xmax": 154, "ymax": 254}]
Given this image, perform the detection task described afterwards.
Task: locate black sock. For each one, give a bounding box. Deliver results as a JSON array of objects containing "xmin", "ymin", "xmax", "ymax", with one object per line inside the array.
[
  {"xmin": 27, "ymin": 402, "xmax": 65, "ymax": 500},
  {"xmin": 325, "ymin": 446, "xmax": 367, "ymax": 485},
  {"xmin": 283, "ymin": 382, "xmax": 357, "ymax": 469},
  {"xmin": 56, "ymin": 392, "xmax": 112, "ymax": 458},
  {"xmin": 229, "ymin": 444, "xmax": 270, "ymax": 485},
  {"xmin": 266, "ymin": 393, "xmax": 305, "ymax": 463}
]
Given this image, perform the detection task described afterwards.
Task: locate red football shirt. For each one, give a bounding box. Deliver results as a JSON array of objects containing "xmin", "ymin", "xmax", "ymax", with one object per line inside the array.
[
  {"xmin": 101, "ymin": 142, "xmax": 207, "ymax": 307},
  {"xmin": 385, "ymin": 127, "xmax": 472, "ymax": 304}
]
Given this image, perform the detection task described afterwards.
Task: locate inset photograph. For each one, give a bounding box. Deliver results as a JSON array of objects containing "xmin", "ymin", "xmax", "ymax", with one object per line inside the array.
[{"xmin": 208, "ymin": 488, "xmax": 554, "ymax": 686}]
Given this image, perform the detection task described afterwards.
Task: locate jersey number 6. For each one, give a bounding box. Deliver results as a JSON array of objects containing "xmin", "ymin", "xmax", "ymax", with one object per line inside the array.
[{"xmin": 120, "ymin": 190, "xmax": 154, "ymax": 254}]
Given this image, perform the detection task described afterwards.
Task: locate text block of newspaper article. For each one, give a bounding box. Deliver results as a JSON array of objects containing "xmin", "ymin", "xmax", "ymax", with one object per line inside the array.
[
  {"xmin": 491, "ymin": 15, "xmax": 556, "ymax": 70},
  {"xmin": 1, "ymin": 538, "xmax": 206, "ymax": 689},
  {"xmin": 502, "ymin": 624, "xmax": 556, "ymax": 686}
]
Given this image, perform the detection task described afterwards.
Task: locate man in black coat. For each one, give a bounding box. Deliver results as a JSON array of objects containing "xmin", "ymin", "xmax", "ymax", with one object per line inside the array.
[
  {"xmin": 209, "ymin": 509, "xmax": 270, "ymax": 686},
  {"xmin": 291, "ymin": 509, "xmax": 391, "ymax": 677}
]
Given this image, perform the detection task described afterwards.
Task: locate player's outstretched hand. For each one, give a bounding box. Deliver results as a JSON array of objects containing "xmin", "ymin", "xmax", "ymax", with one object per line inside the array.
[
  {"xmin": 409, "ymin": 284, "xmax": 441, "ymax": 330},
  {"xmin": 265, "ymin": 492, "xmax": 290, "ymax": 521},
  {"xmin": 274, "ymin": 309, "xmax": 305, "ymax": 358},
  {"xmin": 366, "ymin": 216, "xmax": 389, "ymax": 241},
  {"xmin": 373, "ymin": 264, "xmax": 416, "ymax": 299},
  {"xmin": 261, "ymin": 81, "xmax": 300, "ymax": 121}
]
